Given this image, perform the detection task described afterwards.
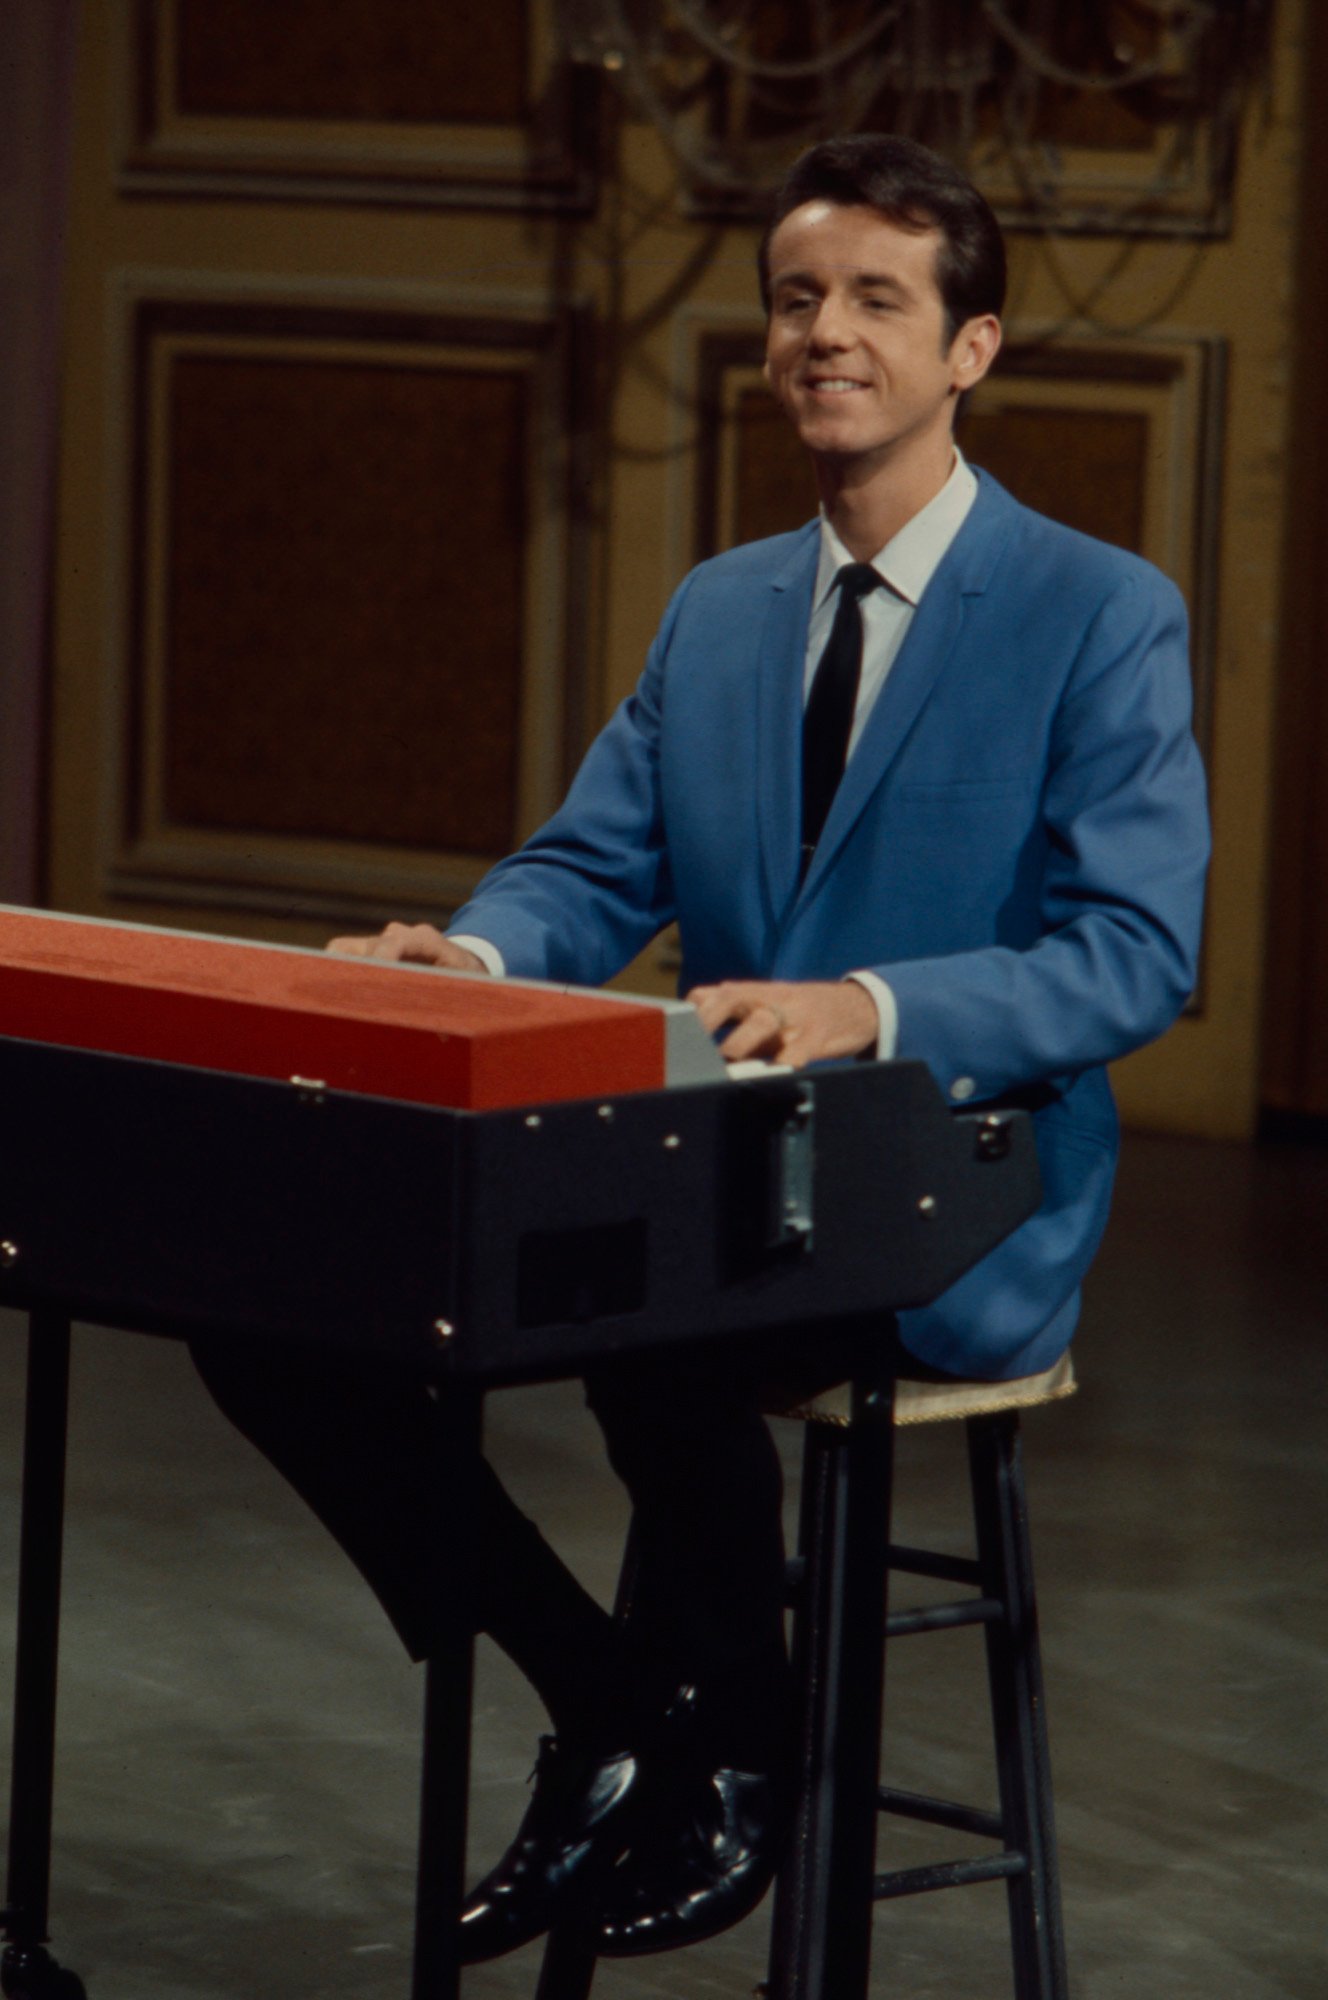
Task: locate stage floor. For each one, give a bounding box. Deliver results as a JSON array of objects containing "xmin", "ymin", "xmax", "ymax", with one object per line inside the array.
[{"xmin": 2, "ymin": 1129, "xmax": 1325, "ymax": 1999}]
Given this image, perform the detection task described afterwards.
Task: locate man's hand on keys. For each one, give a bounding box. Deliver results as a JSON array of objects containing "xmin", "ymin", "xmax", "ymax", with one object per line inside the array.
[{"xmin": 325, "ymin": 922, "xmax": 487, "ymax": 972}]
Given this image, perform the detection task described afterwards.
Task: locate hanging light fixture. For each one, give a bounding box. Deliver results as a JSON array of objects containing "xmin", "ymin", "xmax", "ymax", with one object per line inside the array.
[{"xmin": 554, "ymin": 0, "xmax": 1276, "ymax": 235}]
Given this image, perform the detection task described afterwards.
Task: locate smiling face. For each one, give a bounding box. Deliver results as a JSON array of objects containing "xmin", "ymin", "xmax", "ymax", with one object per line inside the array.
[{"xmin": 763, "ymin": 200, "xmax": 1000, "ymax": 505}]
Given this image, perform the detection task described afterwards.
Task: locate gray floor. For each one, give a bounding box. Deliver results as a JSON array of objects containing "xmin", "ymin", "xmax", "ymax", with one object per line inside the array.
[{"xmin": 1, "ymin": 1130, "xmax": 1326, "ymax": 1999}]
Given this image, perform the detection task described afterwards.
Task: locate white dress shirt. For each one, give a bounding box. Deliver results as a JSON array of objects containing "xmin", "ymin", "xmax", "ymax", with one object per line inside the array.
[
  {"xmin": 456, "ymin": 452, "xmax": 980, "ymax": 1057},
  {"xmin": 823, "ymin": 452, "xmax": 978, "ymax": 1055}
]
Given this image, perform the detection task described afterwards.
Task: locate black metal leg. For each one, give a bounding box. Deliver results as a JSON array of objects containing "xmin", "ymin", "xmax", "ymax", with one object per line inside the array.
[
  {"xmin": 767, "ymin": 1353, "xmax": 896, "ymax": 2000},
  {"xmin": 967, "ymin": 1415, "xmax": 1068, "ymax": 2000},
  {"xmin": 531, "ymin": 1524, "xmax": 645, "ymax": 2000},
  {"xmin": 410, "ymin": 1391, "xmax": 483, "ymax": 2000},
  {"xmin": 411, "ymin": 1643, "xmax": 475, "ymax": 2000},
  {"xmin": 766, "ymin": 1420, "xmax": 838, "ymax": 2000},
  {"xmin": 2, "ymin": 1311, "xmax": 87, "ymax": 2000},
  {"xmin": 532, "ymin": 1910, "xmax": 600, "ymax": 2000}
]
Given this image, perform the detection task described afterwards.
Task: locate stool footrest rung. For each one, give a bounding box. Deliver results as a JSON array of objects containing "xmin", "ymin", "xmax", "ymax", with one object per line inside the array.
[
  {"xmin": 886, "ymin": 1596, "xmax": 1003, "ymax": 1637},
  {"xmin": 877, "ymin": 1784, "xmax": 1004, "ymax": 1841},
  {"xmin": 873, "ymin": 1851, "xmax": 1028, "ymax": 1901},
  {"xmin": 886, "ymin": 1543, "xmax": 983, "ymax": 1587}
]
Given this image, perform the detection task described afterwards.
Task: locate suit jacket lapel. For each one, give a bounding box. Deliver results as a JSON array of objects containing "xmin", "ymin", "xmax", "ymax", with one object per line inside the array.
[
  {"xmin": 754, "ymin": 528, "xmax": 819, "ymax": 926},
  {"xmin": 796, "ymin": 476, "xmax": 1012, "ymax": 905}
]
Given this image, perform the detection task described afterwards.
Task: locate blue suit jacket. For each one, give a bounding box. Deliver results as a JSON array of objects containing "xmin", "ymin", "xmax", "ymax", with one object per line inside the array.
[{"xmin": 451, "ymin": 472, "xmax": 1210, "ymax": 1379}]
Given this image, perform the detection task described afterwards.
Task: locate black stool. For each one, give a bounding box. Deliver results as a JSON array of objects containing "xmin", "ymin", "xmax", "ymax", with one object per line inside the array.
[
  {"xmin": 534, "ymin": 1346, "xmax": 1074, "ymax": 1999},
  {"xmin": 766, "ymin": 1349, "xmax": 1075, "ymax": 2000}
]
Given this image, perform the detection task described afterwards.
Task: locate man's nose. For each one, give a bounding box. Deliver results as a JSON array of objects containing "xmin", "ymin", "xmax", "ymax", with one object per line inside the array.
[{"xmin": 808, "ymin": 295, "xmax": 852, "ymax": 348}]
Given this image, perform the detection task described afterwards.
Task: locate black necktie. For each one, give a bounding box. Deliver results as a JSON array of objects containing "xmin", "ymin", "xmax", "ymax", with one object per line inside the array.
[{"xmin": 801, "ymin": 561, "xmax": 880, "ymax": 872}]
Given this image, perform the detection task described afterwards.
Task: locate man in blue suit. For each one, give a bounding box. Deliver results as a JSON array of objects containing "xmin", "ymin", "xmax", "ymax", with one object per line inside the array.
[{"xmin": 198, "ymin": 135, "xmax": 1208, "ymax": 1961}]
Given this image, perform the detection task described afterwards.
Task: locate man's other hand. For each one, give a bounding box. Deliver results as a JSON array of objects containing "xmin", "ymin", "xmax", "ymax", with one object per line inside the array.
[
  {"xmin": 687, "ymin": 979, "xmax": 877, "ymax": 1068},
  {"xmin": 325, "ymin": 922, "xmax": 487, "ymax": 972}
]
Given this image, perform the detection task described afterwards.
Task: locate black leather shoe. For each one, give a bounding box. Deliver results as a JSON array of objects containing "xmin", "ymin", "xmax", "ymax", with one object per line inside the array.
[
  {"xmin": 458, "ymin": 1736, "xmax": 643, "ymax": 1964},
  {"xmin": 597, "ymin": 1764, "xmax": 788, "ymax": 1957}
]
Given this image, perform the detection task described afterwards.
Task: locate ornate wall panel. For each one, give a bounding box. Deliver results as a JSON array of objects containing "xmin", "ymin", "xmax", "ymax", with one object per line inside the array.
[
  {"xmin": 121, "ymin": 0, "xmax": 597, "ymax": 210},
  {"xmin": 110, "ymin": 285, "xmax": 589, "ymax": 924}
]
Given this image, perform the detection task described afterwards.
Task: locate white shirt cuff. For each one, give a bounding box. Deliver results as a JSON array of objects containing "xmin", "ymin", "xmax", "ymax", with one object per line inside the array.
[
  {"xmin": 447, "ymin": 934, "xmax": 506, "ymax": 977},
  {"xmin": 846, "ymin": 971, "xmax": 898, "ymax": 1060}
]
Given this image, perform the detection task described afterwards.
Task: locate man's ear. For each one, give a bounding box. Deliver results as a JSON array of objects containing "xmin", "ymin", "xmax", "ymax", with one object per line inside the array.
[{"xmin": 951, "ymin": 314, "xmax": 1002, "ymax": 394}]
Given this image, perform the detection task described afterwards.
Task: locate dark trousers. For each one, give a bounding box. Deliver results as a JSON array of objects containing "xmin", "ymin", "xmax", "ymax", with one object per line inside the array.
[{"xmin": 190, "ymin": 1337, "xmax": 802, "ymax": 1759}]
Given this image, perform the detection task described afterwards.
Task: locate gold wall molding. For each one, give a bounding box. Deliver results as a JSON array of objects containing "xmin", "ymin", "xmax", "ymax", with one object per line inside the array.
[
  {"xmin": 100, "ymin": 271, "xmax": 592, "ymax": 927},
  {"xmin": 119, "ymin": 0, "xmax": 599, "ymax": 212}
]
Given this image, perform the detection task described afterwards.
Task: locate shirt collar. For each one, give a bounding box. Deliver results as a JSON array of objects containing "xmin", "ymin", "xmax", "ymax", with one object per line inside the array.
[{"xmin": 813, "ymin": 449, "xmax": 979, "ymax": 613}]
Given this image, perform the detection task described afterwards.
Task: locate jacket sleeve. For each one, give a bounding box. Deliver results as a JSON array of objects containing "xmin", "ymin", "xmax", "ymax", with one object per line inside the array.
[
  {"xmin": 444, "ymin": 577, "xmax": 692, "ymax": 984},
  {"xmin": 878, "ymin": 570, "xmax": 1210, "ymax": 1105}
]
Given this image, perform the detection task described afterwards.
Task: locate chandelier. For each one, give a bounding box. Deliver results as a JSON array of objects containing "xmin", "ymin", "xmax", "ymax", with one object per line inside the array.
[{"xmin": 555, "ymin": 0, "xmax": 1276, "ymax": 235}]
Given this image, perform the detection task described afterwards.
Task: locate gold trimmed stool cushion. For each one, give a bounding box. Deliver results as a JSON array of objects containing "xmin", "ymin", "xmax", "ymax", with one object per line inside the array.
[{"xmin": 770, "ymin": 1349, "xmax": 1076, "ymax": 1428}]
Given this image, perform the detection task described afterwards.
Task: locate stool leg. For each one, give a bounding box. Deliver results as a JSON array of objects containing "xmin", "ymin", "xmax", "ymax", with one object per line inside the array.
[
  {"xmin": 768, "ymin": 1365, "xmax": 895, "ymax": 2000},
  {"xmin": 967, "ymin": 1415, "xmax": 1068, "ymax": 2000}
]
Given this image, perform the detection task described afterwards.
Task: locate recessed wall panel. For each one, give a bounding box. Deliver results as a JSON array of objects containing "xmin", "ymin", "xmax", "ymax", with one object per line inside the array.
[
  {"xmin": 174, "ymin": 0, "xmax": 530, "ymax": 125},
  {"xmin": 123, "ymin": 0, "xmax": 596, "ymax": 210},
  {"xmin": 112, "ymin": 290, "xmax": 588, "ymax": 924},
  {"xmin": 163, "ymin": 350, "xmax": 525, "ymax": 855}
]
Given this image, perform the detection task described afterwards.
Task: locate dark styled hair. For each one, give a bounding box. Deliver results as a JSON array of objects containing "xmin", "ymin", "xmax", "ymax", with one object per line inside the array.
[{"xmin": 758, "ymin": 134, "xmax": 1007, "ymax": 342}]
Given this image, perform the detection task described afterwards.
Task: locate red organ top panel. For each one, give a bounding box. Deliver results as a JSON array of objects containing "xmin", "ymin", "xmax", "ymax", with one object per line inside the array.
[{"xmin": 0, "ymin": 908, "xmax": 670, "ymax": 1111}]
